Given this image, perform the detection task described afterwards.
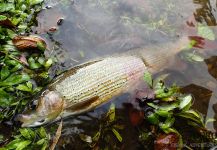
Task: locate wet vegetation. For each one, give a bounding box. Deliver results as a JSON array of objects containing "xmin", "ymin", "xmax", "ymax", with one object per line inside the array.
[
  {"xmin": 0, "ymin": 0, "xmax": 53, "ymax": 149},
  {"xmin": 0, "ymin": 0, "xmax": 217, "ymax": 150}
]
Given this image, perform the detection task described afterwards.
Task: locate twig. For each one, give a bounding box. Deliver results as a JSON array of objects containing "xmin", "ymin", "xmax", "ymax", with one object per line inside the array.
[{"xmin": 50, "ymin": 120, "xmax": 63, "ymax": 150}]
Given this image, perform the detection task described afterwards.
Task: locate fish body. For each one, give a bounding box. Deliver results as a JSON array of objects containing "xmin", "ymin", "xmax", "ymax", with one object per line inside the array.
[
  {"xmin": 16, "ymin": 37, "xmax": 190, "ymax": 127},
  {"xmin": 17, "ymin": 56, "xmax": 147, "ymax": 127},
  {"xmin": 53, "ymin": 56, "xmax": 145, "ymax": 108}
]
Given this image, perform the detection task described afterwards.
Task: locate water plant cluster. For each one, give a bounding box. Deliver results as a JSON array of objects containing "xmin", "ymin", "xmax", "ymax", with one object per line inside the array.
[
  {"xmin": 0, "ymin": 0, "xmax": 52, "ymax": 149},
  {"xmin": 79, "ymin": 72, "xmax": 216, "ymax": 149}
]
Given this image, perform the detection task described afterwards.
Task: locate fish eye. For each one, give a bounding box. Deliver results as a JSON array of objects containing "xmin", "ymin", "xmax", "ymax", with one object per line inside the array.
[
  {"xmin": 30, "ymin": 100, "xmax": 38, "ymax": 110},
  {"xmin": 38, "ymin": 119, "xmax": 45, "ymax": 123}
]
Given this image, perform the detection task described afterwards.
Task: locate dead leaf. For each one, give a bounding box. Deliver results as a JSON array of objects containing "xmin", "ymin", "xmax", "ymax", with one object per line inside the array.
[
  {"xmin": 0, "ymin": 15, "xmax": 15, "ymax": 28},
  {"xmin": 12, "ymin": 35, "xmax": 47, "ymax": 51},
  {"xmin": 154, "ymin": 133, "xmax": 179, "ymax": 150}
]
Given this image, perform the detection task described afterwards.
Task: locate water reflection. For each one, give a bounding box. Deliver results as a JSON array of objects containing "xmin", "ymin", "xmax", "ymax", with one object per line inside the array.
[{"xmin": 37, "ymin": 0, "xmax": 196, "ymax": 68}]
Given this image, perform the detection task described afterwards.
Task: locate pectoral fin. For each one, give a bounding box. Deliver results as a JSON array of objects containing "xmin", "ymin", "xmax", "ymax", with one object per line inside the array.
[{"xmin": 66, "ymin": 96, "xmax": 100, "ymax": 112}]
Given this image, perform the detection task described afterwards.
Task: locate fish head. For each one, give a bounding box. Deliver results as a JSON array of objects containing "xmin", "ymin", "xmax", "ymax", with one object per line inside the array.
[{"xmin": 16, "ymin": 90, "xmax": 64, "ymax": 127}]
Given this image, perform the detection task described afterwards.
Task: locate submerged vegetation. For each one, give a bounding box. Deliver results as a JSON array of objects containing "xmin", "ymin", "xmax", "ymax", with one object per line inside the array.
[{"xmin": 79, "ymin": 72, "xmax": 217, "ymax": 149}]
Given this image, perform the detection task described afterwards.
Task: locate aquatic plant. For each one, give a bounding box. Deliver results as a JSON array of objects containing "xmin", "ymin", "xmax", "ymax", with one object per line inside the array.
[
  {"xmin": 0, "ymin": 0, "xmax": 53, "ymax": 148},
  {"xmin": 0, "ymin": 127, "xmax": 49, "ymax": 150},
  {"xmin": 138, "ymin": 71, "xmax": 217, "ymax": 149},
  {"xmin": 79, "ymin": 103, "xmax": 124, "ymax": 149}
]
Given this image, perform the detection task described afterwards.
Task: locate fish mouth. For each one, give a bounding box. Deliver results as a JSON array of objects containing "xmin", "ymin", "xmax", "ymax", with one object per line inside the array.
[{"xmin": 15, "ymin": 114, "xmax": 48, "ymax": 127}]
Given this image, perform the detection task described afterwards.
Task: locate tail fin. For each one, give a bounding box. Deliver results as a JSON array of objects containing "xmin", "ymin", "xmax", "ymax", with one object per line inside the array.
[{"xmin": 134, "ymin": 36, "xmax": 192, "ymax": 73}]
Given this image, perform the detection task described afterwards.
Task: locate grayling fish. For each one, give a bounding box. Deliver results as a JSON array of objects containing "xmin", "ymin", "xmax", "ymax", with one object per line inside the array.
[{"xmin": 16, "ymin": 36, "xmax": 191, "ymax": 127}]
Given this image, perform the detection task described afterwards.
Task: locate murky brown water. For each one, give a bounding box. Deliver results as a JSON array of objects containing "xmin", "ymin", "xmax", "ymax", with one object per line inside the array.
[{"xmin": 30, "ymin": 0, "xmax": 217, "ymax": 149}]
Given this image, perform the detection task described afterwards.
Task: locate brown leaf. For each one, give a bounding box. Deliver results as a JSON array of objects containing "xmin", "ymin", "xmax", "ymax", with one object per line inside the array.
[
  {"xmin": 12, "ymin": 35, "xmax": 47, "ymax": 51},
  {"xmin": 0, "ymin": 18, "xmax": 16, "ymax": 29},
  {"xmin": 129, "ymin": 109, "xmax": 144, "ymax": 126},
  {"xmin": 154, "ymin": 133, "xmax": 179, "ymax": 150}
]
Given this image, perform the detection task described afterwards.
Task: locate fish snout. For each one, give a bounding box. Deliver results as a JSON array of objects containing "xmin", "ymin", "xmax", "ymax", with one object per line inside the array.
[
  {"xmin": 14, "ymin": 113, "xmax": 47, "ymax": 127},
  {"xmin": 14, "ymin": 114, "xmax": 33, "ymax": 127},
  {"xmin": 14, "ymin": 114, "xmax": 29, "ymax": 122}
]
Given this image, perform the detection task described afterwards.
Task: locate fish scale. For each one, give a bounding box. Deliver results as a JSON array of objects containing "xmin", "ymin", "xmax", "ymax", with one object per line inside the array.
[{"xmin": 54, "ymin": 56, "xmax": 146, "ymax": 107}]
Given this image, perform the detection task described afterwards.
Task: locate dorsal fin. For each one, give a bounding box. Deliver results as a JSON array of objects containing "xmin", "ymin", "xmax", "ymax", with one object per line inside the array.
[{"xmin": 48, "ymin": 59, "xmax": 102, "ymax": 89}]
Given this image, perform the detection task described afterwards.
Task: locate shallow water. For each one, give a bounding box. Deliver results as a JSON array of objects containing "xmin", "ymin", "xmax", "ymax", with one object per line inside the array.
[{"xmin": 32, "ymin": 0, "xmax": 217, "ymax": 149}]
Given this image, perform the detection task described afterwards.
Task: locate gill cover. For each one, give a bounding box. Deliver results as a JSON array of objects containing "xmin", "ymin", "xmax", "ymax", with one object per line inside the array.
[{"xmin": 16, "ymin": 90, "xmax": 64, "ymax": 127}]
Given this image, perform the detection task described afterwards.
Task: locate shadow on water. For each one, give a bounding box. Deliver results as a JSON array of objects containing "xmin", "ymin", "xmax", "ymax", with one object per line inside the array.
[{"xmin": 21, "ymin": 0, "xmax": 217, "ymax": 149}]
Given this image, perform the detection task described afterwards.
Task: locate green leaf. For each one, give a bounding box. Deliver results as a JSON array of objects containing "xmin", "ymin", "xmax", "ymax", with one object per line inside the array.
[
  {"xmin": 160, "ymin": 117, "xmax": 175, "ymax": 131},
  {"xmin": 1, "ymin": 66, "xmax": 10, "ymax": 80},
  {"xmin": 38, "ymin": 127, "xmax": 47, "ymax": 138},
  {"xmin": 11, "ymin": 64, "xmax": 23, "ymax": 72},
  {"xmin": 41, "ymin": 142, "xmax": 48, "ymax": 150},
  {"xmin": 158, "ymin": 103, "xmax": 179, "ymax": 111},
  {"xmin": 154, "ymin": 80, "xmax": 179, "ymax": 101},
  {"xmin": 15, "ymin": 140, "xmax": 31, "ymax": 150},
  {"xmin": 7, "ymin": 29, "xmax": 16, "ymax": 39},
  {"xmin": 36, "ymin": 138, "xmax": 45, "ymax": 145},
  {"xmin": 5, "ymin": 60, "xmax": 19, "ymax": 66},
  {"xmin": 106, "ymin": 103, "xmax": 115, "ymax": 123},
  {"xmin": 19, "ymin": 128, "xmax": 32, "ymax": 140},
  {"xmin": 16, "ymin": 84, "xmax": 31, "ymax": 92},
  {"xmin": 147, "ymin": 113, "xmax": 159, "ymax": 125},
  {"xmin": 112, "ymin": 128, "xmax": 122, "ymax": 142},
  {"xmin": 0, "ymin": 15, "xmax": 7, "ymax": 21},
  {"xmin": 26, "ymin": 81, "xmax": 33, "ymax": 89},
  {"xmin": 0, "ymin": 88, "xmax": 13, "ymax": 107},
  {"xmin": 176, "ymin": 110, "xmax": 204, "ymax": 127},
  {"xmin": 155, "ymin": 85, "xmax": 178, "ymax": 100},
  {"xmin": 0, "ymin": 3, "xmax": 14, "ymax": 12},
  {"xmin": 0, "ymin": 73, "xmax": 30, "ymax": 86},
  {"xmin": 179, "ymin": 95, "xmax": 192, "ymax": 110},
  {"xmin": 147, "ymin": 103, "xmax": 159, "ymax": 109},
  {"xmin": 198, "ymin": 24, "xmax": 215, "ymax": 40},
  {"xmin": 37, "ymin": 41, "xmax": 46, "ymax": 51},
  {"xmin": 29, "ymin": 0, "xmax": 44, "ymax": 6},
  {"xmin": 186, "ymin": 40, "xmax": 197, "ymax": 49},
  {"xmin": 39, "ymin": 72, "xmax": 49, "ymax": 79},
  {"xmin": 4, "ymin": 139, "xmax": 21, "ymax": 149},
  {"xmin": 143, "ymin": 71, "xmax": 153, "ymax": 87},
  {"xmin": 44, "ymin": 58, "xmax": 53, "ymax": 69},
  {"xmin": 156, "ymin": 110, "xmax": 172, "ymax": 117},
  {"xmin": 28, "ymin": 57, "xmax": 41, "ymax": 69}
]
